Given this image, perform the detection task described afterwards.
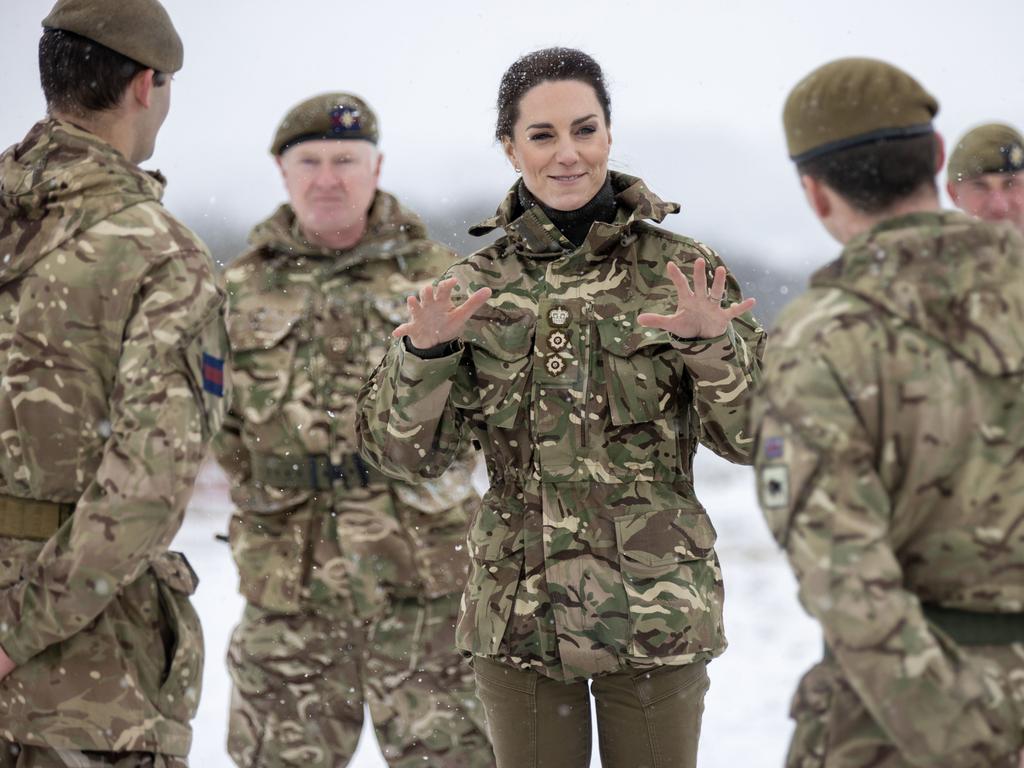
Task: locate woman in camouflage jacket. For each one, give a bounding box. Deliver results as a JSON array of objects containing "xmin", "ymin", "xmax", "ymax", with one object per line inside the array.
[{"xmin": 357, "ymin": 48, "xmax": 765, "ymax": 768}]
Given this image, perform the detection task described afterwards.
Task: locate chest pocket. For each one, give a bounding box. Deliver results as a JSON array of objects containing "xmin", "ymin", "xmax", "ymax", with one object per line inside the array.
[
  {"xmin": 597, "ymin": 314, "xmax": 674, "ymax": 425},
  {"xmin": 227, "ymin": 295, "xmax": 307, "ymax": 424},
  {"xmin": 463, "ymin": 307, "xmax": 536, "ymax": 429}
]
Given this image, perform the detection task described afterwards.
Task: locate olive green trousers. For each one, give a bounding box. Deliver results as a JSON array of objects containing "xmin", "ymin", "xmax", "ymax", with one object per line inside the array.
[{"xmin": 473, "ymin": 656, "xmax": 709, "ymax": 768}]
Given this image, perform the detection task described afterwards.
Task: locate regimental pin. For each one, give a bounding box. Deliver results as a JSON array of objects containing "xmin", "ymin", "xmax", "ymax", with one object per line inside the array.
[
  {"xmin": 547, "ymin": 330, "xmax": 568, "ymax": 351},
  {"xmin": 1010, "ymin": 143, "xmax": 1024, "ymax": 169},
  {"xmin": 548, "ymin": 306, "xmax": 571, "ymax": 328},
  {"xmin": 545, "ymin": 356, "xmax": 567, "ymax": 376}
]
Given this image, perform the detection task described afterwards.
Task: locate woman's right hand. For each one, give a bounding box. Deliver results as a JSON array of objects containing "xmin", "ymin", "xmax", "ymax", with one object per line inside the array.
[{"xmin": 392, "ymin": 277, "xmax": 492, "ymax": 350}]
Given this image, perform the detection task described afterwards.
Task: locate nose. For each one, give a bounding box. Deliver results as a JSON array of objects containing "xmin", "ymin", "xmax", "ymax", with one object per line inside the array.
[
  {"xmin": 986, "ymin": 190, "xmax": 1011, "ymax": 216},
  {"xmin": 312, "ymin": 163, "xmax": 342, "ymax": 189},
  {"xmin": 554, "ymin": 136, "xmax": 580, "ymax": 166}
]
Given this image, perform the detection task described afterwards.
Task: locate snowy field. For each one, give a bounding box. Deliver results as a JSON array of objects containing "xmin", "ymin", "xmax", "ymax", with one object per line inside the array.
[{"xmin": 176, "ymin": 450, "xmax": 820, "ymax": 767}]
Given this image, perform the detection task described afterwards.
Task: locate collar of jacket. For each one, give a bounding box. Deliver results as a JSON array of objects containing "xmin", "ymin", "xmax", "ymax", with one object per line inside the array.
[
  {"xmin": 468, "ymin": 171, "xmax": 680, "ymax": 259},
  {"xmin": 0, "ymin": 118, "xmax": 166, "ymax": 287},
  {"xmin": 248, "ymin": 189, "xmax": 428, "ymax": 275}
]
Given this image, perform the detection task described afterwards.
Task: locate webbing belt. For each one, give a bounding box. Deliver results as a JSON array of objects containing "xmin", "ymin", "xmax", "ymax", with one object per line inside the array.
[
  {"xmin": 825, "ymin": 604, "xmax": 1024, "ymax": 658},
  {"xmin": 0, "ymin": 492, "xmax": 75, "ymax": 540},
  {"xmin": 250, "ymin": 452, "xmax": 384, "ymax": 491}
]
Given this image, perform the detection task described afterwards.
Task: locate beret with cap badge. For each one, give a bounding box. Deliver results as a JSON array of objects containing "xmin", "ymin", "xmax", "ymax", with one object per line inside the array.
[
  {"xmin": 948, "ymin": 123, "xmax": 1024, "ymax": 182},
  {"xmin": 271, "ymin": 93, "xmax": 380, "ymax": 156},
  {"xmin": 42, "ymin": 0, "xmax": 184, "ymax": 73}
]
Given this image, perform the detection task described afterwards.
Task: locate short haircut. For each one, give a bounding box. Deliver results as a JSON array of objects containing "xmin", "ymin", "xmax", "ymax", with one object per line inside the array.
[
  {"xmin": 796, "ymin": 132, "xmax": 938, "ymax": 214},
  {"xmin": 38, "ymin": 28, "xmax": 166, "ymax": 116}
]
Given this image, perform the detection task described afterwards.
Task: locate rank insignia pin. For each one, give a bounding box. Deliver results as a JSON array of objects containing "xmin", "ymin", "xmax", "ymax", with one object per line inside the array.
[
  {"xmin": 547, "ymin": 330, "xmax": 568, "ymax": 351},
  {"xmin": 545, "ymin": 356, "xmax": 567, "ymax": 376},
  {"xmin": 548, "ymin": 306, "xmax": 571, "ymax": 328}
]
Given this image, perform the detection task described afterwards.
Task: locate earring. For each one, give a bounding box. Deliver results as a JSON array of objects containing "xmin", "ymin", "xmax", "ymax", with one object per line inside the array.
[{"xmin": 514, "ymin": 167, "xmax": 521, "ymax": 173}]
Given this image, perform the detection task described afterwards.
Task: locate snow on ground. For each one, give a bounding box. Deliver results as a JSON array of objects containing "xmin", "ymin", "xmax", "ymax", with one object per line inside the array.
[{"xmin": 176, "ymin": 449, "xmax": 820, "ymax": 767}]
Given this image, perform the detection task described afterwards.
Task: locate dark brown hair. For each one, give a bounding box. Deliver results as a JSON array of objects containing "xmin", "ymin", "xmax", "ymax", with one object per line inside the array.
[
  {"xmin": 495, "ymin": 47, "xmax": 611, "ymax": 141},
  {"xmin": 39, "ymin": 28, "xmax": 167, "ymax": 116},
  {"xmin": 797, "ymin": 133, "xmax": 938, "ymax": 214}
]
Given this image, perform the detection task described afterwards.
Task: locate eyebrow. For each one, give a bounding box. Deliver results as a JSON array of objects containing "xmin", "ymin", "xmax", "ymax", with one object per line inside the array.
[{"xmin": 525, "ymin": 114, "xmax": 598, "ymax": 131}]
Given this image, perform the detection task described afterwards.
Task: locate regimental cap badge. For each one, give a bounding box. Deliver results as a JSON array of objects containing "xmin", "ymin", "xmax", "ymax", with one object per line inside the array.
[
  {"xmin": 1009, "ymin": 142, "xmax": 1024, "ymax": 170},
  {"xmin": 330, "ymin": 104, "xmax": 362, "ymax": 134},
  {"xmin": 548, "ymin": 306, "xmax": 571, "ymax": 328}
]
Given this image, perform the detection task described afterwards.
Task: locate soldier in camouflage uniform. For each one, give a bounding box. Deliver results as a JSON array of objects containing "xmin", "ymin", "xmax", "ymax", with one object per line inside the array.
[
  {"xmin": 212, "ymin": 93, "xmax": 493, "ymax": 768},
  {"xmin": 357, "ymin": 48, "xmax": 764, "ymax": 768},
  {"xmin": 0, "ymin": 1, "xmax": 227, "ymax": 766},
  {"xmin": 947, "ymin": 123, "xmax": 1024, "ymax": 235},
  {"xmin": 752, "ymin": 57, "xmax": 1024, "ymax": 767}
]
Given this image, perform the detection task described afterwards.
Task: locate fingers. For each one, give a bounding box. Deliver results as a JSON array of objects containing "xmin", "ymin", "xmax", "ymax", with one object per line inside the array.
[
  {"xmin": 636, "ymin": 312, "xmax": 673, "ymax": 330},
  {"xmin": 709, "ymin": 266, "xmax": 728, "ymax": 301},
  {"xmin": 450, "ymin": 286, "xmax": 492, "ymax": 325},
  {"xmin": 723, "ymin": 297, "xmax": 757, "ymax": 319},
  {"xmin": 433, "ymin": 277, "xmax": 460, "ymax": 306},
  {"xmin": 666, "ymin": 261, "xmax": 693, "ymax": 297},
  {"xmin": 392, "ymin": 322, "xmax": 413, "ymax": 339},
  {"xmin": 691, "ymin": 258, "xmax": 708, "ymax": 297}
]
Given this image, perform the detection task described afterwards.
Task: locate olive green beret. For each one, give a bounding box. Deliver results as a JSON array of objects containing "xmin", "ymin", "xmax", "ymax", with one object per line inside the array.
[
  {"xmin": 42, "ymin": 0, "xmax": 183, "ymax": 74},
  {"xmin": 784, "ymin": 57, "xmax": 938, "ymax": 164},
  {"xmin": 948, "ymin": 123, "xmax": 1024, "ymax": 182},
  {"xmin": 271, "ymin": 93, "xmax": 379, "ymax": 156}
]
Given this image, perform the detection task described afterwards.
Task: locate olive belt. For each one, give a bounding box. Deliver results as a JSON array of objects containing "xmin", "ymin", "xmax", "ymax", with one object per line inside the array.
[
  {"xmin": 825, "ymin": 604, "xmax": 1024, "ymax": 658},
  {"xmin": 250, "ymin": 452, "xmax": 384, "ymax": 491},
  {"xmin": 0, "ymin": 492, "xmax": 75, "ymax": 540}
]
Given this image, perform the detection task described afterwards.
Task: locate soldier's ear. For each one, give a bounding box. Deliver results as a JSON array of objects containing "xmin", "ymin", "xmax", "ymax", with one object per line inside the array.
[
  {"xmin": 501, "ymin": 137, "xmax": 518, "ymax": 170},
  {"xmin": 373, "ymin": 150, "xmax": 383, "ymax": 183},
  {"xmin": 799, "ymin": 174, "xmax": 831, "ymax": 220},
  {"xmin": 933, "ymin": 132, "xmax": 946, "ymax": 177},
  {"xmin": 946, "ymin": 180, "xmax": 960, "ymax": 204},
  {"xmin": 129, "ymin": 69, "xmax": 157, "ymax": 110}
]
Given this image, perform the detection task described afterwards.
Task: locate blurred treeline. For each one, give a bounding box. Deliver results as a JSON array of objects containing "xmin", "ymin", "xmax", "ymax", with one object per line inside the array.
[{"xmin": 183, "ymin": 200, "xmax": 809, "ymax": 328}]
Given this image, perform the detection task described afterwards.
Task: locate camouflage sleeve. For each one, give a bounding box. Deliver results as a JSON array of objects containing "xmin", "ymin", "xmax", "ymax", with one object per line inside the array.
[
  {"xmin": 0, "ymin": 250, "xmax": 225, "ymax": 665},
  {"xmin": 751, "ymin": 313, "xmax": 1023, "ymax": 765},
  {"xmin": 672, "ymin": 256, "xmax": 765, "ymax": 464},
  {"xmin": 356, "ymin": 339, "xmax": 469, "ymax": 484},
  {"xmin": 211, "ymin": 393, "xmax": 250, "ymax": 485}
]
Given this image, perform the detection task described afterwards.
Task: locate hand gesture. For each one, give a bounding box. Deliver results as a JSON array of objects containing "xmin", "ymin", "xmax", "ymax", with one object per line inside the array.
[
  {"xmin": 637, "ymin": 258, "xmax": 756, "ymax": 340},
  {"xmin": 392, "ymin": 277, "xmax": 492, "ymax": 350}
]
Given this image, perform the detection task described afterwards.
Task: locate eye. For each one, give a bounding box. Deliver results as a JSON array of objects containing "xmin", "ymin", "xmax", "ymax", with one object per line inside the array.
[
  {"xmin": 528, "ymin": 132, "xmax": 553, "ymax": 142},
  {"xmin": 576, "ymin": 124, "xmax": 597, "ymax": 136}
]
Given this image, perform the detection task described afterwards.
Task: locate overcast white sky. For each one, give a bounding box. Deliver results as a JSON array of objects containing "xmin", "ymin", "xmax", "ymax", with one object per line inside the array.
[{"xmin": 3, "ymin": 0, "xmax": 1023, "ymax": 276}]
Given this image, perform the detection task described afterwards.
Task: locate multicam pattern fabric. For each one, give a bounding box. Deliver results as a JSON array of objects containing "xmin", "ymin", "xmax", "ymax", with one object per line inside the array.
[
  {"xmin": 212, "ymin": 193, "xmax": 491, "ymax": 766},
  {"xmin": 358, "ymin": 172, "xmax": 765, "ymax": 683},
  {"xmin": 0, "ymin": 741, "xmax": 189, "ymax": 767},
  {"xmin": 227, "ymin": 593, "xmax": 493, "ymax": 768},
  {"xmin": 751, "ymin": 211, "xmax": 1024, "ymax": 766},
  {"xmin": 0, "ymin": 119, "xmax": 226, "ymax": 755},
  {"xmin": 212, "ymin": 193, "xmax": 479, "ymax": 612}
]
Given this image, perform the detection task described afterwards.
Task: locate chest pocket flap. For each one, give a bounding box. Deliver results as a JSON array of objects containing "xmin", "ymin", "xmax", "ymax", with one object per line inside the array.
[
  {"xmin": 598, "ymin": 312, "xmax": 673, "ymax": 426},
  {"xmin": 463, "ymin": 305, "xmax": 535, "ymax": 429}
]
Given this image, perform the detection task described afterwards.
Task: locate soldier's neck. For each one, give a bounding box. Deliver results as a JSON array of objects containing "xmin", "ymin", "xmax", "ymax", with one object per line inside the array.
[
  {"xmin": 831, "ymin": 185, "xmax": 941, "ymax": 244},
  {"xmin": 50, "ymin": 108, "xmax": 142, "ymax": 165},
  {"xmin": 300, "ymin": 220, "xmax": 369, "ymax": 251}
]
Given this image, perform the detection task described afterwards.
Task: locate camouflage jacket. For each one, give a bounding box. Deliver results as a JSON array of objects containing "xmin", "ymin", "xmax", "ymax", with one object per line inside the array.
[
  {"xmin": 212, "ymin": 194, "xmax": 477, "ymax": 615},
  {"xmin": 752, "ymin": 211, "xmax": 1024, "ymax": 765},
  {"xmin": 0, "ymin": 119, "xmax": 226, "ymax": 754},
  {"xmin": 358, "ymin": 172, "xmax": 765, "ymax": 682}
]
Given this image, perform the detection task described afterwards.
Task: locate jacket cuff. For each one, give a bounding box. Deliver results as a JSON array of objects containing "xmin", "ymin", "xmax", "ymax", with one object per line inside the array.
[{"xmin": 398, "ymin": 338, "xmax": 464, "ymax": 380}]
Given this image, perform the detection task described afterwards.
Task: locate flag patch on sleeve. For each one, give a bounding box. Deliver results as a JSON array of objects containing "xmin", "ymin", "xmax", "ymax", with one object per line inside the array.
[{"xmin": 202, "ymin": 353, "xmax": 224, "ymax": 397}]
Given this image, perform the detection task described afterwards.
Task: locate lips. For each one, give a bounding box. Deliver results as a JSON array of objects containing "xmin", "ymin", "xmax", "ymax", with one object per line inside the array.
[{"xmin": 549, "ymin": 173, "xmax": 586, "ymax": 184}]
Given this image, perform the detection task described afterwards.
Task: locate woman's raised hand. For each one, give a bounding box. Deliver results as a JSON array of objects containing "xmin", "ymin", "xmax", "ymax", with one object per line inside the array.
[
  {"xmin": 637, "ymin": 258, "xmax": 756, "ymax": 340},
  {"xmin": 392, "ymin": 277, "xmax": 493, "ymax": 350}
]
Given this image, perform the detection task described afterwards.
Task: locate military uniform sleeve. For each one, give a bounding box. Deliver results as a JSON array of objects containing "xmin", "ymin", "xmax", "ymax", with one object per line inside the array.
[
  {"xmin": 751, "ymin": 313, "xmax": 1024, "ymax": 766},
  {"xmin": 671, "ymin": 250, "xmax": 765, "ymax": 464},
  {"xmin": 0, "ymin": 250, "xmax": 226, "ymax": 665},
  {"xmin": 211, "ymin": 393, "xmax": 250, "ymax": 486},
  {"xmin": 357, "ymin": 337, "xmax": 469, "ymax": 484}
]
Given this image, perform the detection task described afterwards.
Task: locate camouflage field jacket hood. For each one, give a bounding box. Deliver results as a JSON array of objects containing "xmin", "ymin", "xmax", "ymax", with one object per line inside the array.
[
  {"xmin": 812, "ymin": 210, "xmax": 1024, "ymax": 376},
  {"xmin": 359, "ymin": 172, "xmax": 765, "ymax": 682},
  {"xmin": 0, "ymin": 119, "xmax": 165, "ymax": 287},
  {"xmin": 248, "ymin": 191, "xmax": 431, "ymax": 269}
]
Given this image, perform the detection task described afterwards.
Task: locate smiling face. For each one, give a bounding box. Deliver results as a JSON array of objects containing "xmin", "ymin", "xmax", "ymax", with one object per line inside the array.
[
  {"xmin": 277, "ymin": 138, "xmax": 381, "ymax": 248},
  {"xmin": 502, "ymin": 79, "xmax": 611, "ymax": 212},
  {"xmin": 948, "ymin": 172, "xmax": 1024, "ymax": 234}
]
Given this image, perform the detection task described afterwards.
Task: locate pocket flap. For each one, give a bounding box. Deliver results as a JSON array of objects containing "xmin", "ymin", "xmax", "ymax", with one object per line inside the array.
[
  {"xmin": 227, "ymin": 304, "xmax": 304, "ymax": 351},
  {"xmin": 597, "ymin": 313, "xmax": 673, "ymax": 357},
  {"xmin": 151, "ymin": 551, "xmax": 199, "ymax": 595},
  {"xmin": 467, "ymin": 506, "xmax": 525, "ymax": 562},
  {"xmin": 464, "ymin": 306, "xmax": 535, "ymax": 362},
  {"xmin": 615, "ymin": 507, "xmax": 716, "ymax": 568}
]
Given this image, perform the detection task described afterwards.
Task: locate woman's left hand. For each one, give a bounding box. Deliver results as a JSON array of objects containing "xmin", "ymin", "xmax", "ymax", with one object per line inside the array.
[{"xmin": 637, "ymin": 258, "xmax": 756, "ymax": 340}]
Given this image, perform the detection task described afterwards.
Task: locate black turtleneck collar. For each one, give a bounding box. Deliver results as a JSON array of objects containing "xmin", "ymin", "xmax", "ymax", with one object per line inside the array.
[{"xmin": 517, "ymin": 175, "xmax": 617, "ymax": 248}]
